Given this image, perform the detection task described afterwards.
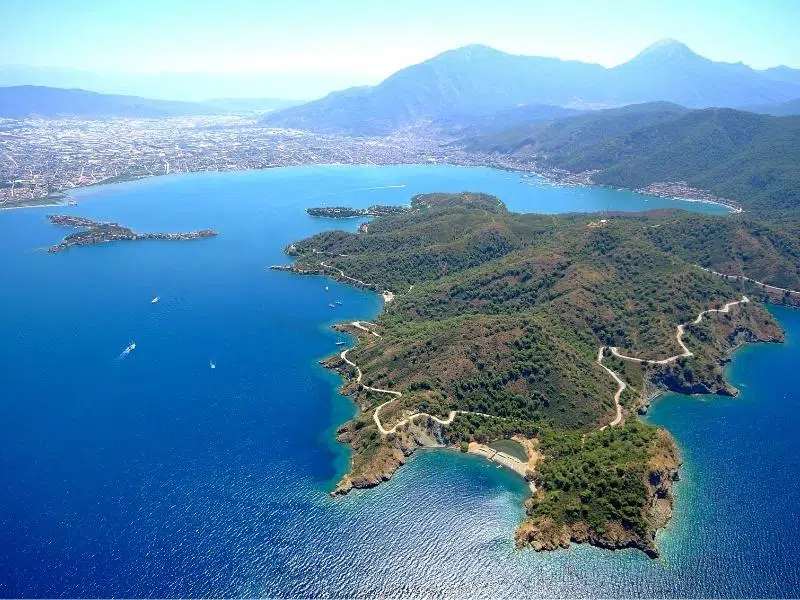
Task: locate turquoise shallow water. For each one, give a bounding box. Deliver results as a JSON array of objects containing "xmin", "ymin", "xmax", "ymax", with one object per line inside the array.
[{"xmin": 0, "ymin": 165, "xmax": 797, "ymax": 597}]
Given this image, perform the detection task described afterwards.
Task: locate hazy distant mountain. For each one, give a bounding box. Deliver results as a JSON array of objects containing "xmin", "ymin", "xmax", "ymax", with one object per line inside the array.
[
  {"xmin": 0, "ymin": 86, "xmax": 217, "ymax": 118},
  {"xmin": 265, "ymin": 45, "xmax": 605, "ymax": 134},
  {"xmin": 603, "ymin": 39, "xmax": 799, "ymax": 107},
  {"xmin": 746, "ymin": 98, "xmax": 800, "ymax": 116},
  {"xmin": 0, "ymin": 86, "xmax": 302, "ymax": 118},
  {"xmin": 265, "ymin": 40, "xmax": 800, "ymax": 135},
  {"xmin": 201, "ymin": 97, "xmax": 301, "ymax": 113},
  {"xmin": 759, "ymin": 65, "xmax": 800, "ymax": 86},
  {"xmin": 0, "ymin": 66, "xmax": 335, "ymax": 102}
]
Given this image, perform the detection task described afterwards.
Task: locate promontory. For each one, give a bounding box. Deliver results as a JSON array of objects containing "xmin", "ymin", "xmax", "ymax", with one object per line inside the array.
[
  {"xmin": 46, "ymin": 214, "xmax": 217, "ymax": 253},
  {"xmin": 279, "ymin": 192, "xmax": 799, "ymax": 557}
]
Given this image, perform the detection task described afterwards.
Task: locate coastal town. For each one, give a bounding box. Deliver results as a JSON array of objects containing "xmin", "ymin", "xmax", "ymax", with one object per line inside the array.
[
  {"xmin": 0, "ymin": 116, "xmax": 456, "ymax": 207},
  {"xmin": 0, "ymin": 115, "xmax": 742, "ymax": 212}
]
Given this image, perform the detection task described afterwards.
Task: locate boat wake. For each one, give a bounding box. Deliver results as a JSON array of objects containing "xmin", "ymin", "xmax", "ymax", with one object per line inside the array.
[
  {"xmin": 118, "ymin": 341, "xmax": 136, "ymax": 358},
  {"xmin": 348, "ymin": 184, "xmax": 407, "ymax": 193}
]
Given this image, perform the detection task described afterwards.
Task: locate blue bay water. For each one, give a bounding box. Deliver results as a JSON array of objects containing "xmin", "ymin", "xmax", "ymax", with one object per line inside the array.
[{"xmin": 0, "ymin": 165, "xmax": 796, "ymax": 597}]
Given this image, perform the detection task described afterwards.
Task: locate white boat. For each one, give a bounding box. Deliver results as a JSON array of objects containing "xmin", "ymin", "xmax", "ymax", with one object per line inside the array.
[
  {"xmin": 328, "ymin": 303, "xmax": 336, "ymax": 308},
  {"xmin": 151, "ymin": 296, "xmax": 160, "ymax": 304},
  {"xmin": 335, "ymin": 301, "xmax": 342, "ymax": 305},
  {"xmin": 121, "ymin": 341, "xmax": 136, "ymax": 355},
  {"xmin": 325, "ymin": 286, "xmax": 329, "ymax": 291},
  {"xmin": 335, "ymin": 341, "xmax": 346, "ymax": 346},
  {"xmin": 209, "ymin": 360, "xmax": 216, "ymax": 369}
]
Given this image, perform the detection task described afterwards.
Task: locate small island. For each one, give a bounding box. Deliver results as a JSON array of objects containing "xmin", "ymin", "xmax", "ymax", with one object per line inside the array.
[
  {"xmin": 280, "ymin": 191, "xmax": 798, "ymax": 558},
  {"xmin": 306, "ymin": 204, "xmax": 410, "ymax": 218},
  {"xmin": 46, "ymin": 214, "xmax": 217, "ymax": 253}
]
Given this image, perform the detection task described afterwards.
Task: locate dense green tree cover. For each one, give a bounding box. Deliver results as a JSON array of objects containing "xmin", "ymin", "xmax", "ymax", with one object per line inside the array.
[
  {"xmin": 463, "ymin": 105, "xmax": 800, "ymax": 212},
  {"xmin": 531, "ymin": 421, "xmax": 657, "ymax": 537},
  {"xmin": 290, "ymin": 193, "xmax": 796, "ymax": 549},
  {"xmin": 462, "ymin": 102, "xmax": 688, "ymax": 155}
]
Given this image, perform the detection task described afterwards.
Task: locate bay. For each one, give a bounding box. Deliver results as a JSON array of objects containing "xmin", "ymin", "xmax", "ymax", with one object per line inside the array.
[{"xmin": 0, "ymin": 164, "xmax": 796, "ymax": 597}]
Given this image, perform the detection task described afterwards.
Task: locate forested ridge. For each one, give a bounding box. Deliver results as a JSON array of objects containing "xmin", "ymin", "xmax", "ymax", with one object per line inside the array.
[
  {"xmin": 285, "ymin": 192, "xmax": 797, "ymax": 555},
  {"xmin": 462, "ymin": 105, "xmax": 800, "ymax": 213}
]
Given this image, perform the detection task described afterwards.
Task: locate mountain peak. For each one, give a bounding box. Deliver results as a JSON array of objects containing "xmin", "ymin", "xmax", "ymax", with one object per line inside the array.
[
  {"xmin": 634, "ymin": 39, "xmax": 702, "ymax": 62},
  {"xmin": 437, "ymin": 44, "xmax": 507, "ymax": 61}
]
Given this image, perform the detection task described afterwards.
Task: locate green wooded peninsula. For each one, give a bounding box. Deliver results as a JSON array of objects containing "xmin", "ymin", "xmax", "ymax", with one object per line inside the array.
[{"xmin": 282, "ymin": 192, "xmax": 798, "ymax": 556}]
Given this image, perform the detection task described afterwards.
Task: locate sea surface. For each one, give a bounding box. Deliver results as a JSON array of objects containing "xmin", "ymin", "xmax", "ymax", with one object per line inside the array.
[{"xmin": 0, "ymin": 165, "xmax": 797, "ymax": 597}]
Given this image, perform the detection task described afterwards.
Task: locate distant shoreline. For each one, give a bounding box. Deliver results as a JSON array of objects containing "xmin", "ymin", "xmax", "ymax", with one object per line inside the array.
[
  {"xmin": 0, "ymin": 201, "xmax": 67, "ymax": 212},
  {"xmin": 0, "ymin": 161, "xmax": 740, "ymax": 215}
]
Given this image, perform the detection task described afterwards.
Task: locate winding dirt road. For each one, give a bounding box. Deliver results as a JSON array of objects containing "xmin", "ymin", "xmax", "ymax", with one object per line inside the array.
[
  {"xmin": 319, "ymin": 261, "xmax": 395, "ymax": 302},
  {"xmin": 328, "ymin": 257, "xmax": 760, "ymax": 438},
  {"xmin": 701, "ymin": 267, "xmax": 800, "ymax": 297},
  {"xmin": 343, "ymin": 296, "xmax": 751, "ymax": 436},
  {"xmin": 597, "ymin": 296, "xmax": 750, "ymax": 429},
  {"xmin": 337, "ymin": 329, "xmax": 500, "ymax": 435}
]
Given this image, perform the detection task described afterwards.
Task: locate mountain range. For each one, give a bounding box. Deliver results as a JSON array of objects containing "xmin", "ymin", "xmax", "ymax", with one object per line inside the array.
[
  {"xmin": 264, "ymin": 40, "xmax": 800, "ymax": 135},
  {"xmin": 0, "ymin": 86, "xmax": 297, "ymax": 119}
]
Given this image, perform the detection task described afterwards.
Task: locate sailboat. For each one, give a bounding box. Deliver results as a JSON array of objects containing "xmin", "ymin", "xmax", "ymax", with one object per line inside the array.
[{"xmin": 209, "ymin": 360, "xmax": 216, "ymax": 369}]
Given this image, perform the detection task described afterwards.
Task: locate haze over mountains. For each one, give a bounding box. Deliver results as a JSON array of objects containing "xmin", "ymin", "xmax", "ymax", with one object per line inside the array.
[
  {"xmin": 265, "ymin": 39, "xmax": 800, "ymax": 134},
  {"xmin": 0, "ymin": 86, "xmax": 297, "ymax": 119},
  {"xmin": 2, "ymin": 39, "xmax": 799, "ymax": 125}
]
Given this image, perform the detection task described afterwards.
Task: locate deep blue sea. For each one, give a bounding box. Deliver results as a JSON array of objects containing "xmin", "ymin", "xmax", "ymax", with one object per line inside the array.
[{"xmin": 0, "ymin": 165, "xmax": 797, "ymax": 597}]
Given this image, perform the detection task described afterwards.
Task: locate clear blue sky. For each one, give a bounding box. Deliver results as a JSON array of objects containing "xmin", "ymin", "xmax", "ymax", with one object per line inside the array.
[{"xmin": 1, "ymin": 0, "xmax": 798, "ymax": 95}]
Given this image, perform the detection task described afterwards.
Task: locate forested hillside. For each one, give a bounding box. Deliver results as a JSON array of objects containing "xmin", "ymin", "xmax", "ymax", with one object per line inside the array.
[
  {"xmin": 463, "ymin": 106, "xmax": 800, "ymax": 212},
  {"xmin": 283, "ymin": 192, "xmax": 796, "ymax": 556}
]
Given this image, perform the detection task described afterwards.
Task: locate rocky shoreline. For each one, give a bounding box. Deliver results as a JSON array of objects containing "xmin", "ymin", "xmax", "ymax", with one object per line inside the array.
[
  {"xmin": 324, "ymin": 324, "xmax": 681, "ymax": 558},
  {"xmin": 321, "ymin": 302, "xmax": 785, "ymax": 558},
  {"xmin": 515, "ymin": 429, "xmax": 680, "ymax": 558},
  {"xmin": 46, "ymin": 214, "xmax": 217, "ymax": 253}
]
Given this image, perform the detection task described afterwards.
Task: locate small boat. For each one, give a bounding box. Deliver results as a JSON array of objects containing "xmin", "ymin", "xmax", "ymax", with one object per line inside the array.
[
  {"xmin": 209, "ymin": 360, "xmax": 216, "ymax": 369},
  {"xmin": 328, "ymin": 303, "xmax": 336, "ymax": 308},
  {"xmin": 335, "ymin": 301, "xmax": 342, "ymax": 305},
  {"xmin": 335, "ymin": 341, "xmax": 347, "ymax": 346},
  {"xmin": 121, "ymin": 341, "xmax": 136, "ymax": 356},
  {"xmin": 325, "ymin": 286, "xmax": 329, "ymax": 291},
  {"xmin": 151, "ymin": 296, "xmax": 160, "ymax": 304}
]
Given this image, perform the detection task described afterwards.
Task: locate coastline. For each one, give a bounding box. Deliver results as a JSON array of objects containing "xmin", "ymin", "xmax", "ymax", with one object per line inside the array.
[
  {"xmin": 0, "ymin": 159, "xmax": 741, "ymax": 215},
  {"xmin": 0, "ymin": 195, "xmax": 71, "ymax": 212},
  {"xmin": 280, "ymin": 192, "xmax": 790, "ymax": 559},
  {"xmin": 307, "ymin": 273, "xmax": 785, "ymax": 559}
]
